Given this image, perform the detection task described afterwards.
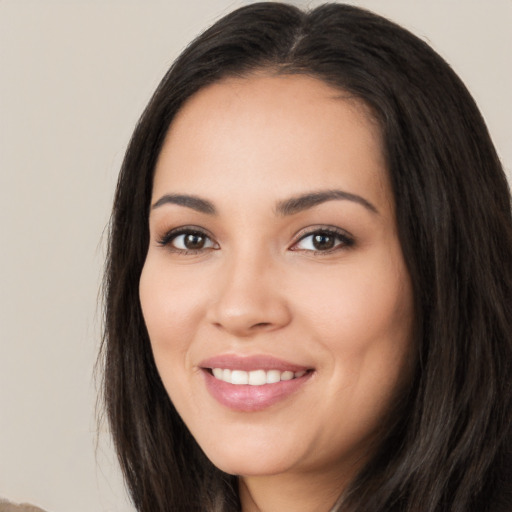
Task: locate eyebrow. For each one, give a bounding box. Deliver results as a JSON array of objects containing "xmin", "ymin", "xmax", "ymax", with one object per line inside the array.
[
  {"xmin": 151, "ymin": 189, "xmax": 378, "ymax": 217},
  {"xmin": 152, "ymin": 194, "xmax": 217, "ymax": 215},
  {"xmin": 276, "ymin": 189, "xmax": 379, "ymax": 216}
]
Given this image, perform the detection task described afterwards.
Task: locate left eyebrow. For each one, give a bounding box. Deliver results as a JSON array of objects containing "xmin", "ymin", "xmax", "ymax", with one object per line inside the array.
[
  {"xmin": 275, "ymin": 189, "xmax": 379, "ymax": 216},
  {"xmin": 151, "ymin": 194, "xmax": 217, "ymax": 215}
]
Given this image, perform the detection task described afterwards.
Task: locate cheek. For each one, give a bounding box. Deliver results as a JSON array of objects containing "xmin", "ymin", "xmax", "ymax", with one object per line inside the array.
[
  {"xmin": 139, "ymin": 258, "xmax": 207, "ymax": 369},
  {"xmin": 295, "ymin": 258, "xmax": 412, "ymax": 349},
  {"xmin": 296, "ymin": 260, "xmax": 413, "ymax": 450},
  {"xmin": 293, "ymin": 252, "xmax": 414, "ymax": 411}
]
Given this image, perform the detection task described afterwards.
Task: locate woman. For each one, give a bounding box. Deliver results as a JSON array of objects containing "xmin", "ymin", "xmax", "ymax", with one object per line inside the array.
[{"xmin": 101, "ymin": 3, "xmax": 512, "ymax": 511}]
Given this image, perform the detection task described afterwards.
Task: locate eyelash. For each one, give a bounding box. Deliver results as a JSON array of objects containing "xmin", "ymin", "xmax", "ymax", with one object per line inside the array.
[
  {"xmin": 291, "ymin": 227, "xmax": 355, "ymax": 254},
  {"xmin": 156, "ymin": 226, "xmax": 354, "ymax": 255},
  {"xmin": 157, "ymin": 226, "xmax": 218, "ymax": 255}
]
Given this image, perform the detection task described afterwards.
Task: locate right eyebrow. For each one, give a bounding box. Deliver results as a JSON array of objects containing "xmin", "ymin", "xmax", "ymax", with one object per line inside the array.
[
  {"xmin": 151, "ymin": 194, "xmax": 217, "ymax": 215},
  {"xmin": 275, "ymin": 189, "xmax": 379, "ymax": 216}
]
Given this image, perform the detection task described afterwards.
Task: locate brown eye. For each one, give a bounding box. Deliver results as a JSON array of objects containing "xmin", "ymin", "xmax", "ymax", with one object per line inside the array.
[
  {"xmin": 292, "ymin": 228, "xmax": 354, "ymax": 253},
  {"xmin": 312, "ymin": 233, "xmax": 335, "ymax": 250},
  {"xmin": 182, "ymin": 233, "xmax": 206, "ymax": 250},
  {"xmin": 159, "ymin": 229, "xmax": 217, "ymax": 252}
]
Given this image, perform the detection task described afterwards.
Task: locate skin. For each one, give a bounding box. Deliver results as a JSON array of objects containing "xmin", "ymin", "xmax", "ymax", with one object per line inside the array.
[{"xmin": 139, "ymin": 74, "xmax": 414, "ymax": 512}]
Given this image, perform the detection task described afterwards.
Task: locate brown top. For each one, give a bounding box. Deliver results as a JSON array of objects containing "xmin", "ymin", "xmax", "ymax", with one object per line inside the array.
[{"xmin": 0, "ymin": 499, "xmax": 47, "ymax": 512}]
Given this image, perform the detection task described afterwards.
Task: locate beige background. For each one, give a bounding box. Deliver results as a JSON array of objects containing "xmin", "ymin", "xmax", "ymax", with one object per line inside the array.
[{"xmin": 0, "ymin": 1, "xmax": 510, "ymax": 511}]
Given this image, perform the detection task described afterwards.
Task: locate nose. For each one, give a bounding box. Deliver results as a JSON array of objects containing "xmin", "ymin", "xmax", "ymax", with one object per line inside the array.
[{"xmin": 206, "ymin": 252, "xmax": 292, "ymax": 337}]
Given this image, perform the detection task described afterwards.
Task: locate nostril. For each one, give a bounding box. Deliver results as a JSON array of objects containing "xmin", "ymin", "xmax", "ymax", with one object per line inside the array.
[{"xmin": 251, "ymin": 322, "xmax": 272, "ymax": 330}]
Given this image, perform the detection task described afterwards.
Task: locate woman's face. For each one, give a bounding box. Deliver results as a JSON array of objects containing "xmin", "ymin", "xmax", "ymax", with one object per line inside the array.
[{"xmin": 140, "ymin": 74, "xmax": 414, "ymax": 483}]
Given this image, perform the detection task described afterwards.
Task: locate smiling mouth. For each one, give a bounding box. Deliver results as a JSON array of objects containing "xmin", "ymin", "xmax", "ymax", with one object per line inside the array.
[
  {"xmin": 199, "ymin": 355, "xmax": 314, "ymax": 410},
  {"xmin": 208, "ymin": 368, "xmax": 309, "ymax": 385},
  {"xmin": 202, "ymin": 366, "xmax": 314, "ymax": 411}
]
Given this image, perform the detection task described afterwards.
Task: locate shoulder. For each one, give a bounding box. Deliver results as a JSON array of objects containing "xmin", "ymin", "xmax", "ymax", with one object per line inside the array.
[{"xmin": 0, "ymin": 499, "xmax": 47, "ymax": 512}]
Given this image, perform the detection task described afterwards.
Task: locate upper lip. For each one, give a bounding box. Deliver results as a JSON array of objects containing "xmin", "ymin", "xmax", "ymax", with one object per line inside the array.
[{"xmin": 199, "ymin": 354, "xmax": 311, "ymax": 373}]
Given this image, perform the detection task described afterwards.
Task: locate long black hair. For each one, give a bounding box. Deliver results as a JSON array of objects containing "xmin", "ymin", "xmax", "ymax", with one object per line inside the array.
[{"xmin": 100, "ymin": 3, "xmax": 512, "ymax": 511}]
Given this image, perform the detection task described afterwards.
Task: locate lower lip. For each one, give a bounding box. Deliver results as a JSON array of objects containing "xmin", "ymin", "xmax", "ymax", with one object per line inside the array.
[{"xmin": 202, "ymin": 370, "xmax": 313, "ymax": 412}]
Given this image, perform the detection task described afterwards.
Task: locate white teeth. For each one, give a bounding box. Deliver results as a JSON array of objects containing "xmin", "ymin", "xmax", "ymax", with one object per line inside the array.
[
  {"xmin": 266, "ymin": 369, "xmax": 281, "ymax": 384},
  {"xmin": 211, "ymin": 368, "xmax": 307, "ymax": 385},
  {"xmin": 231, "ymin": 370, "xmax": 248, "ymax": 385},
  {"xmin": 248, "ymin": 370, "xmax": 266, "ymax": 385}
]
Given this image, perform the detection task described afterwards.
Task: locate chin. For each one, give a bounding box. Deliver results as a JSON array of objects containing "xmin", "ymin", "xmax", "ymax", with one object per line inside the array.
[{"xmin": 202, "ymin": 439, "xmax": 295, "ymax": 477}]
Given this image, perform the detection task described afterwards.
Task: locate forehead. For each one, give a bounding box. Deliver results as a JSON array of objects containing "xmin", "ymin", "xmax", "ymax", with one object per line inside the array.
[{"xmin": 153, "ymin": 73, "xmax": 391, "ymax": 212}]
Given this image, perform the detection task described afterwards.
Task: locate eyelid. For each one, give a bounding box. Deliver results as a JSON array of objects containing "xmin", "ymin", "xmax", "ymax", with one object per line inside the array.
[
  {"xmin": 156, "ymin": 225, "xmax": 219, "ymax": 251},
  {"xmin": 290, "ymin": 225, "xmax": 355, "ymax": 253},
  {"xmin": 155, "ymin": 224, "xmax": 353, "ymax": 254}
]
